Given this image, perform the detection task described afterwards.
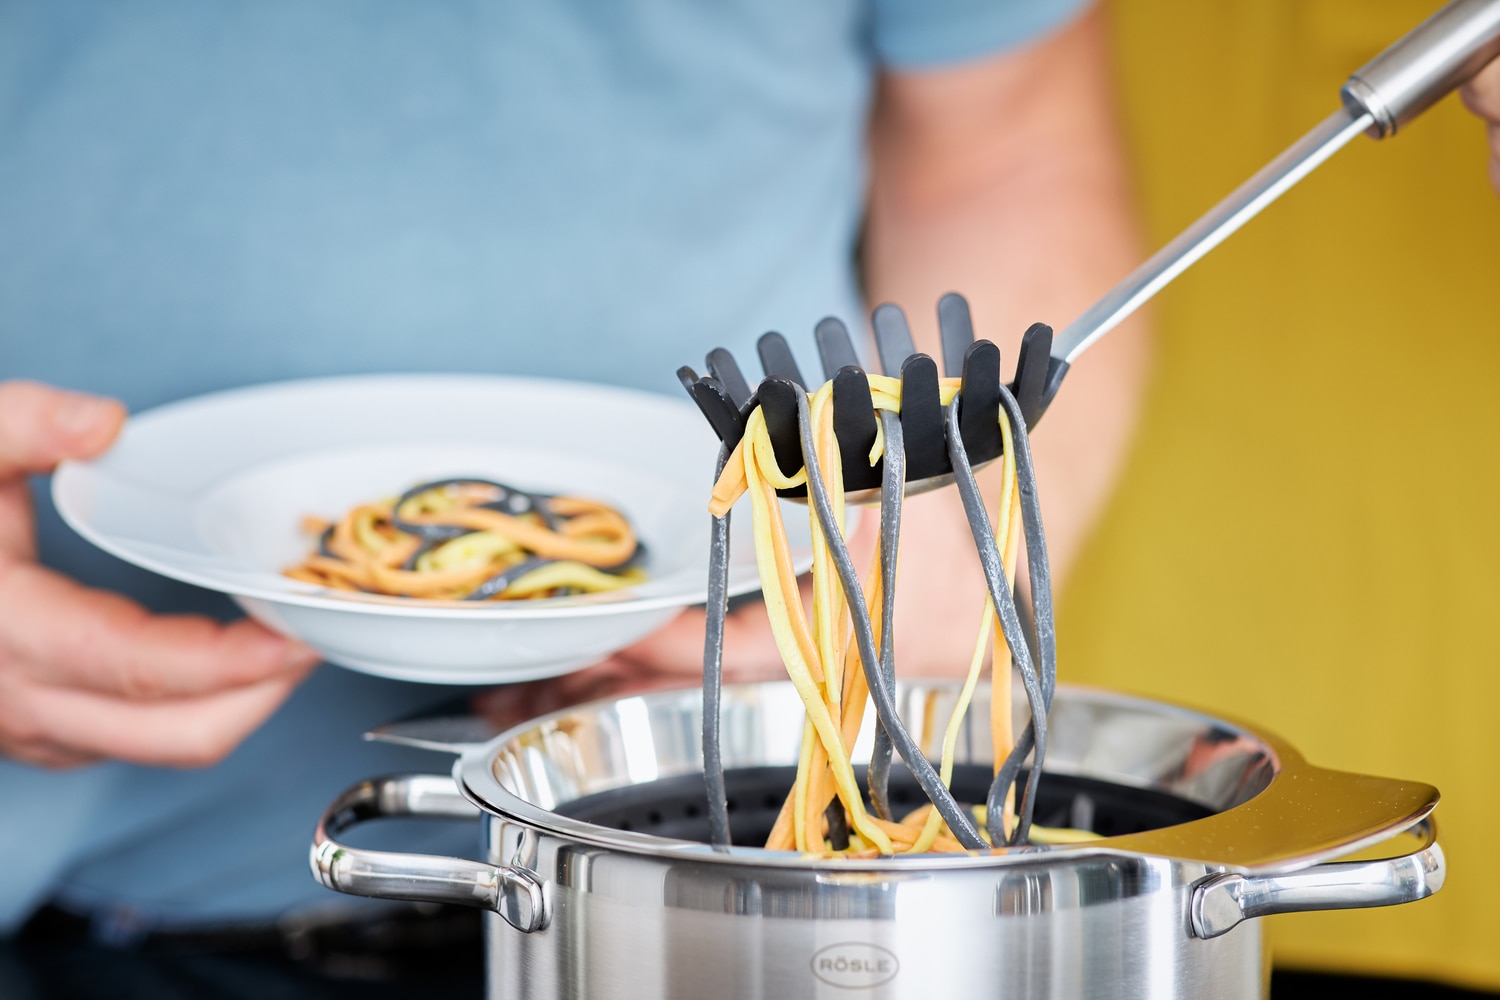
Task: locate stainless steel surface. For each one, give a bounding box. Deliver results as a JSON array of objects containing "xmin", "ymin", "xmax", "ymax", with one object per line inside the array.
[
  {"xmin": 310, "ymin": 773, "xmax": 545, "ymax": 933},
  {"xmin": 1341, "ymin": 0, "xmax": 1500, "ymax": 137},
  {"xmin": 1191, "ymin": 817, "xmax": 1445, "ymax": 939},
  {"xmin": 1050, "ymin": 109, "xmax": 1372, "ymax": 365},
  {"xmin": 462, "ymin": 681, "xmax": 1437, "ymax": 872},
  {"xmin": 314, "ymin": 682, "xmax": 1445, "ymax": 1000},
  {"xmin": 485, "ymin": 835, "xmax": 1264, "ymax": 999},
  {"xmin": 1051, "ymin": 0, "xmax": 1500, "ymax": 368},
  {"xmin": 364, "ymin": 714, "xmax": 501, "ymax": 755}
]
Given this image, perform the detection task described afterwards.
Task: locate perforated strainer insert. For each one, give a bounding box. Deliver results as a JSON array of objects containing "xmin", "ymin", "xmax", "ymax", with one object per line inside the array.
[{"xmin": 554, "ymin": 764, "xmax": 1212, "ymax": 849}]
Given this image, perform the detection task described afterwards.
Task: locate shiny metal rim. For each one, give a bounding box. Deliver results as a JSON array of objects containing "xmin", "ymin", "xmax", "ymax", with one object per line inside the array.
[{"xmin": 455, "ymin": 682, "xmax": 1437, "ymax": 875}]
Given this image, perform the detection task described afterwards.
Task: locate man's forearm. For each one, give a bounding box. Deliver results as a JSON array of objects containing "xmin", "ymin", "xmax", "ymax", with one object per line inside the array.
[
  {"xmin": 863, "ymin": 8, "xmax": 1150, "ymax": 589},
  {"xmin": 853, "ymin": 9, "xmax": 1148, "ymax": 675}
]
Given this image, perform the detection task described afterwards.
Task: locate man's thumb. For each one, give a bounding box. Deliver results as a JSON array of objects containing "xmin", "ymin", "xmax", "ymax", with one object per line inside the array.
[{"xmin": 0, "ymin": 381, "xmax": 127, "ymax": 477}]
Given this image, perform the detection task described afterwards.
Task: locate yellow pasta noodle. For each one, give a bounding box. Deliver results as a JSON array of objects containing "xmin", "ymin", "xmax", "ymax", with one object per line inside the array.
[{"xmin": 710, "ymin": 375, "xmax": 1027, "ymax": 855}]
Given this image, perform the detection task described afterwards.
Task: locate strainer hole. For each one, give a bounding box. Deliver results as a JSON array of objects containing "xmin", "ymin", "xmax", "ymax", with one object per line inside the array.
[
  {"xmin": 684, "ymin": 803, "xmax": 700, "ymax": 818},
  {"xmin": 647, "ymin": 810, "xmax": 663, "ymax": 825}
]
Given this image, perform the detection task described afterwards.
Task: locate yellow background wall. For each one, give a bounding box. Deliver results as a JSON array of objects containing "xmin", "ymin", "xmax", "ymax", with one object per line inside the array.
[{"xmin": 1068, "ymin": 0, "xmax": 1500, "ymax": 987}]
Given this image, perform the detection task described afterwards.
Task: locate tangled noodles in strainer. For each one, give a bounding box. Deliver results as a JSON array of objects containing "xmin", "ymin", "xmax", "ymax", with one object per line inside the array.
[{"xmin": 706, "ymin": 374, "xmax": 1081, "ymax": 856}]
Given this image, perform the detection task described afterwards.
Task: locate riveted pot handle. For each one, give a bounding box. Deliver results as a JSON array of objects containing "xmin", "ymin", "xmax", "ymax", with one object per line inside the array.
[
  {"xmin": 310, "ymin": 773, "xmax": 545, "ymax": 933},
  {"xmin": 1191, "ymin": 817, "xmax": 1443, "ymax": 939}
]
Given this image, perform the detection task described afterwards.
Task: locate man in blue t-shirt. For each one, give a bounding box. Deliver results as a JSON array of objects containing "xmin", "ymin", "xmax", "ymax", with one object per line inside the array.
[{"xmin": 0, "ymin": 0, "xmax": 1152, "ymax": 933}]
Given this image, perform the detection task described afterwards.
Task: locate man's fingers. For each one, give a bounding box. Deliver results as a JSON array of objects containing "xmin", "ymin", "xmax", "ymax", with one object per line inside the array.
[
  {"xmin": 0, "ymin": 380, "xmax": 126, "ymax": 477},
  {"xmin": 1489, "ymin": 124, "xmax": 1500, "ymax": 195},
  {"xmin": 719, "ymin": 604, "xmax": 795, "ymax": 680},
  {"xmin": 0, "ymin": 479, "xmax": 36, "ymax": 559},
  {"xmin": 599, "ymin": 609, "xmax": 705, "ymax": 676},
  {"xmin": 609, "ymin": 602, "xmax": 788, "ymax": 682},
  {"xmin": 472, "ymin": 601, "xmax": 791, "ymax": 728},
  {"xmin": 0, "ymin": 668, "xmax": 310, "ymax": 769},
  {"xmin": 0, "ymin": 381, "xmax": 126, "ymax": 559},
  {"xmin": 1, "ymin": 740, "xmax": 100, "ymax": 770},
  {"xmin": 0, "ymin": 562, "xmax": 319, "ymax": 765},
  {"xmin": 624, "ymin": 606, "xmax": 786, "ymax": 680},
  {"xmin": 0, "ymin": 380, "xmax": 311, "ymax": 770},
  {"xmin": 0, "ymin": 559, "xmax": 320, "ymax": 698},
  {"xmin": 1460, "ymin": 57, "xmax": 1500, "ymax": 123},
  {"xmin": 473, "ymin": 656, "xmax": 628, "ymax": 723},
  {"xmin": 1460, "ymin": 57, "xmax": 1500, "ymax": 195}
]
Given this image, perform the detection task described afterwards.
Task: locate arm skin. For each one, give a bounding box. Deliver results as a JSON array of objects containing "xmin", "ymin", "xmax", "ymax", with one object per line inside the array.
[
  {"xmin": 478, "ymin": 7, "xmax": 1151, "ymax": 720},
  {"xmin": 1460, "ymin": 56, "xmax": 1500, "ymax": 194},
  {"xmin": 858, "ymin": 7, "xmax": 1150, "ymax": 674}
]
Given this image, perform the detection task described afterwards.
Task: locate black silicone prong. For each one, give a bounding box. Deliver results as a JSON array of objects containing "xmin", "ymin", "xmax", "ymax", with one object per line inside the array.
[
  {"xmin": 936, "ymin": 293, "xmax": 975, "ymax": 379},
  {"xmin": 814, "ymin": 317, "xmax": 861, "ymax": 381},
  {"xmin": 831, "ymin": 366, "xmax": 880, "ymax": 493},
  {"xmin": 1010, "ymin": 323, "xmax": 1054, "ymax": 430},
  {"xmin": 756, "ymin": 378, "xmax": 806, "ymax": 480},
  {"xmin": 757, "ymin": 332, "xmax": 806, "ymax": 389},
  {"xmin": 872, "ymin": 304, "xmax": 917, "ymax": 377},
  {"xmin": 958, "ymin": 340, "xmax": 1003, "ymax": 463},
  {"xmin": 677, "ymin": 365, "xmax": 699, "ymax": 393},
  {"xmin": 685, "ymin": 376, "xmax": 747, "ymax": 452},
  {"xmin": 706, "ymin": 348, "xmax": 753, "ymax": 408},
  {"xmin": 898, "ymin": 354, "xmax": 946, "ymax": 482}
]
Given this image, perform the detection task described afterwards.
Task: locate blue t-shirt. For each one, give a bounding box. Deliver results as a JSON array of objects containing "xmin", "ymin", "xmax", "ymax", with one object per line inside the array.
[{"xmin": 0, "ymin": 0, "xmax": 1084, "ymax": 929}]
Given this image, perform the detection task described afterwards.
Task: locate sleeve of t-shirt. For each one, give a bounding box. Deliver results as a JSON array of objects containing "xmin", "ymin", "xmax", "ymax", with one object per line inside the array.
[{"xmin": 870, "ymin": 0, "xmax": 1093, "ymax": 69}]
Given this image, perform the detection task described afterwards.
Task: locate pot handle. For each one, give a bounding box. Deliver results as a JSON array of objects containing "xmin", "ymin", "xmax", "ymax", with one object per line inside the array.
[
  {"xmin": 1190, "ymin": 817, "xmax": 1443, "ymax": 939},
  {"xmin": 310, "ymin": 773, "xmax": 545, "ymax": 933}
]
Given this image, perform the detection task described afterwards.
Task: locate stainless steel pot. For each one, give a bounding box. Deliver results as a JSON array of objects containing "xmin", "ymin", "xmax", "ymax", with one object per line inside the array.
[{"xmin": 311, "ymin": 682, "xmax": 1443, "ymax": 999}]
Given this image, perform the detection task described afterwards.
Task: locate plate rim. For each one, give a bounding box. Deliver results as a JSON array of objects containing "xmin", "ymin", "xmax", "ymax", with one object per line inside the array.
[{"xmin": 52, "ymin": 372, "xmax": 795, "ymax": 621}]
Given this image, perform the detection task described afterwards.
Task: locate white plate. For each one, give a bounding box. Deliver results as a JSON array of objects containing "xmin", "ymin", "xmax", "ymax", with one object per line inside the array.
[{"xmin": 53, "ymin": 374, "xmax": 814, "ymax": 684}]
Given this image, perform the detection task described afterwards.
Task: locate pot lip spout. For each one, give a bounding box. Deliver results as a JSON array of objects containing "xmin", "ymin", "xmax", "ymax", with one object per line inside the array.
[{"xmin": 448, "ymin": 680, "xmax": 1440, "ymax": 876}]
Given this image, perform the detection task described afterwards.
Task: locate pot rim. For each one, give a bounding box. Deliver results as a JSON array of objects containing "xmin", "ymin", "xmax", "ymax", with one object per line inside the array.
[{"xmin": 455, "ymin": 681, "xmax": 1438, "ymax": 876}]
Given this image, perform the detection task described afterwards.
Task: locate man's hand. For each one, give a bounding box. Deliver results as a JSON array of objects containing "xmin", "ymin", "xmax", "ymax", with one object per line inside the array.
[
  {"xmin": 0, "ymin": 381, "xmax": 320, "ymax": 769},
  {"xmin": 475, "ymin": 601, "xmax": 787, "ymax": 728},
  {"xmin": 1460, "ymin": 56, "xmax": 1500, "ymax": 194}
]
